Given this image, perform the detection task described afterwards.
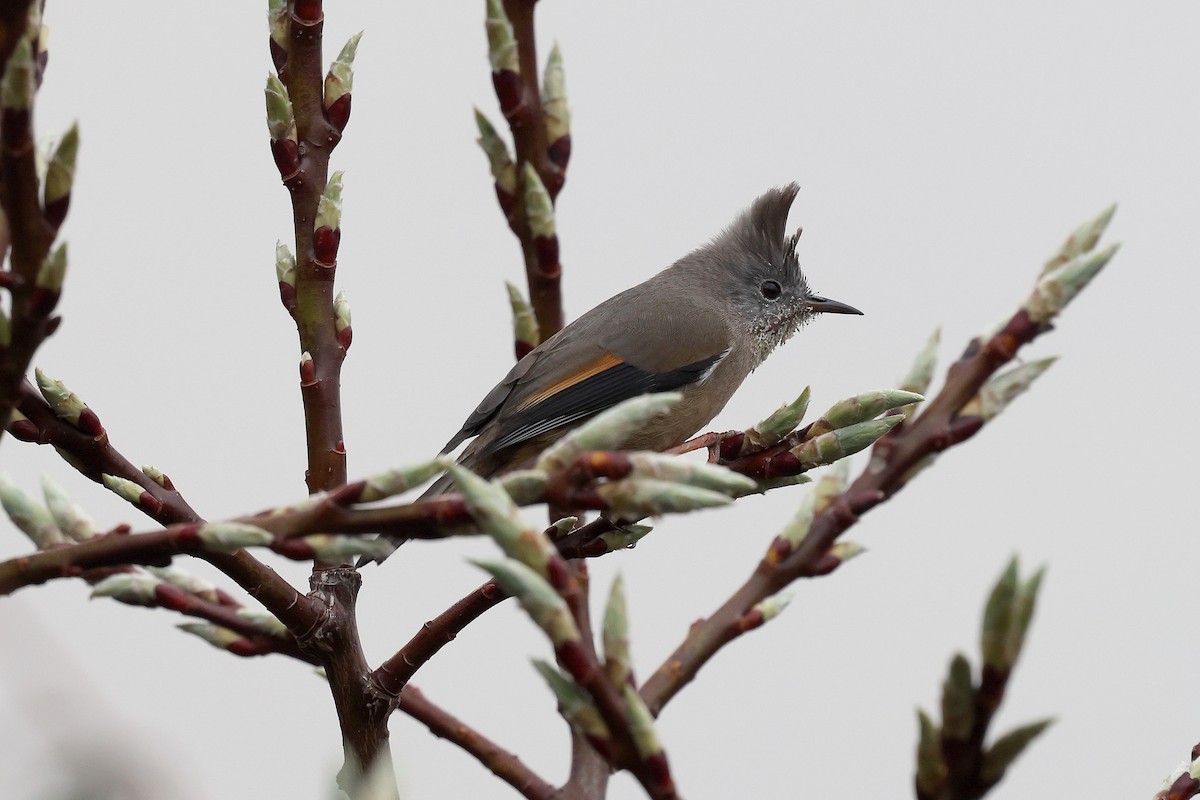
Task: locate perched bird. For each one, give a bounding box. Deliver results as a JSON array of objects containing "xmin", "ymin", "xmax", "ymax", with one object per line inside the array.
[
  {"xmin": 430, "ymin": 183, "xmax": 860, "ymax": 492},
  {"xmin": 362, "ymin": 184, "xmax": 859, "ymax": 565}
]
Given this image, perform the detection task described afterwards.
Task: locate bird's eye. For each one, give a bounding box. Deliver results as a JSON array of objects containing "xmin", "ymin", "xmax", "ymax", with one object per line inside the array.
[{"xmin": 760, "ymin": 280, "xmax": 782, "ymax": 300}]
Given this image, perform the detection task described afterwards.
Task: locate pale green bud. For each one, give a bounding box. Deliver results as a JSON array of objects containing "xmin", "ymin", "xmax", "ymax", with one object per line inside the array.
[
  {"xmin": 485, "ymin": 0, "xmax": 519, "ymax": 73},
  {"xmin": 146, "ymin": 565, "xmax": 220, "ymax": 604},
  {"xmin": 475, "ymin": 109, "xmax": 517, "ymax": 195},
  {"xmin": 790, "ymin": 415, "xmax": 903, "ymax": 468},
  {"xmin": 264, "ymin": 72, "xmax": 297, "ymax": 142},
  {"xmin": 532, "ymin": 659, "xmax": 609, "ymax": 740},
  {"xmin": 101, "ymin": 474, "xmax": 145, "ymax": 506},
  {"xmin": 0, "ymin": 473, "xmax": 66, "ymax": 547},
  {"xmin": 806, "ymin": 390, "xmax": 924, "ymax": 439},
  {"xmin": 742, "ymin": 387, "xmax": 811, "ymax": 451},
  {"xmin": 980, "ymin": 719, "xmax": 1054, "ymax": 785},
  {"xmin": 506, "ymin": 281, "xmax": 539, "ymax": 350},
  {"xmin": 41, "ymin": 475, "xmax": 96, "ymax": 541},
  {"xmin": 940, "ymin": 653, "xmax": 974, "ymax": 740},
  {"xmin": 34, "ymin": 367, "xmax": 88, "ymax": 426},
  {"xmin": 44, "ymin": 123, "xmax": 80, "ymax": 206},
  {"xmin": 302, "ymin": 534, "xmax": 397, "ymax": 561},
  {"xmin": 471, "ymin": 557, "xmax": 580, "ymax": 647},
  {"xmin": 1025, "ymin": 243, "xmax": 1119, "ymax": 324},
  {"xmin": 753, "ymin": 590, "xmax": 793, "ymax": 623},
  {"xmin": 522, "ymin": 163, "xmax": 555, "ymax": 239},
  {"xmin": 275, "ymin": 241, "xmax": 296, "ymax": 287},
  {"xmin": 598, "ymin": 524, "xmax": 652, "ymax": 551},
  {"xmin": 960, "ymin": 358, "xmax": 1056, "ymax": 421},
  {"xmin": 91, "ymin": 572, "xmax": 161, "ymax": 605},
  {"xmin": 315, "ymin": 171, "xmax": 344, "ymax": 230},
  {"xmin": 623, "ymin": 684, "xmax": 661, "ymax": 758},
  {"xmin": 535, "ymin": 393, "xmax": 682, "ymax": 473},
  {"xmin": 915, "ymin": 710, "xmax": 948, "ymax": 796},
  {"xmin": 1, "ymin": 39, "xmax": 33, "ymax": 110},
  {"xmin": 542, "ymin": 43, "xmax": 570, "ymax": 143},
  {"xmin": 626, "ymin": 453, "xmax": 757, "ymax": 496},
  {"xmin": 596, "ymin": 478, "xmax": 732, "ymax": 517},
  {"xmin": 324, "ymin": 32, "xmax": 362, "ymax": 107},
  {"xmin": 333, "ymin": 291, "xmax": 352, "ymax": 334},
  {"xmin": 178, "ymin": 622, "xmax": 243, "ymax": 650},
  {"xmin": 235, "ymin": 607, "xmax": 289, "ymax": 637},
  {"xmin": 359, "ymin": 458, "xmax": 449, "ymax": 502},
  {"xmin": 36, "ymin": 242, "xmax": 67, "ymax": 291},
  {"xmin": 1041, "ymin": 204, "xmax": 1117, "ymax": 277},
  {"xmin": 980, "ymin": 557, "xmax": 1019, "ymax": 670},
  {"xmin": 495, "ymin": 469, "xmax": 548, "ymax": 505},
  {"xmin": 196, "ymin": 521, "xmax": 274, "ymax": 552},
  {"xmin": 451, "ymin": 465, "xmax": 555, "ymax": 576},
  {"xmin": 602, "ymin": 574, "xmax": 630, "ymax": 685}
]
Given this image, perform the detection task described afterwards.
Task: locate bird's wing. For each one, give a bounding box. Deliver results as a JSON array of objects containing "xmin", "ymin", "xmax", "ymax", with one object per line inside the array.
[{"xmin": 441, "ymin": 292, "xmax": 731, "ymax": 457}]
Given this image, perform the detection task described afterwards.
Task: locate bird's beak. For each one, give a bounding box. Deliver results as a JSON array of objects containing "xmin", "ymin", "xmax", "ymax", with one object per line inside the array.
[{"xmin": 804, "ymin": 295, "xmax": 863, "ymax": 315}]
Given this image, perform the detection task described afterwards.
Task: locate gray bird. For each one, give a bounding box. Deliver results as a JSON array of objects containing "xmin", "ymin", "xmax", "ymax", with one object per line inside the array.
[{"xmin": 427, "ymin": 183, "xmax": 860, "ymax": 494}]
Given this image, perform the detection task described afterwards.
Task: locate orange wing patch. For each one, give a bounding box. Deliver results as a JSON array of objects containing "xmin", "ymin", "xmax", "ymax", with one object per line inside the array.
[{"xmin": 515, "ymin": 351, "xmax": 624, "ymax": 411}]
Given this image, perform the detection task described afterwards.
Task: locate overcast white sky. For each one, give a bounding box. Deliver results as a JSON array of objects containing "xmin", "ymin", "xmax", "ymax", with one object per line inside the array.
[{"xmin": 1, "ymin": 2, "xmax": 1198, "ymax": 798}]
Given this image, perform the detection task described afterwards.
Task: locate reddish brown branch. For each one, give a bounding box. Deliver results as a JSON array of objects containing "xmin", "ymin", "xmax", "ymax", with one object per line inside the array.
[
  {"xmin": 640, "ymin": 309, "xmax": 1050, "ymax": 716},
  {"xmin": 0, "ymin": 8, "xmax": 61, "ymax": 449},
  {"xmin": 493, "ymin": 0, "xmax": 564, "ymax": 341},
  {"xmin": 398, "ymin": 684, "xmax": 559, "ymax": 800}
]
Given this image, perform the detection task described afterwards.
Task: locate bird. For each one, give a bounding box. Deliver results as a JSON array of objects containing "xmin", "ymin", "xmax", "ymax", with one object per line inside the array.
[{"xmin": 364, "ymin": 183, "xmax": 860, "ymax": 564}]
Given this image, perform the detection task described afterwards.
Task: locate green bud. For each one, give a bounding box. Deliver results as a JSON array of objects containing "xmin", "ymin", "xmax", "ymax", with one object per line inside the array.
[
  {"xmin": 506, "ymin": 281, "xmax": 540, "ymax": 350},
  {"xmin": 1005, "ymin": 567, "xmax": 1045, "ymax": 668},
  {"xmin": 626, "ymin": 452, "xmax": 757, "ymax": 496},
  {"xmin": 532, "ymin": 659, "xmax": 610, "ymax": 740},
  {"xmin": 623, "ymin": 684, "xmax": 661, "ymax": 759},
  {"xmin": 753, "ymin": 474, "xmax": 812, "ymax": 493},
  {"xmin": 178, "ymin": 622, "xmax": 243, "ymax": 651},
  {"xmin": 980, "ymin": 718, "xmax": 1055, "ymax": 785},
  {"xmin": 775, "ymin": 491, "xmax": 815, "ymax": 551},
  {"xmin": 485, "ymin": 0, "xmax": 519, "ymax": 73},
  {"xmin": 598, "ymin": 524, "xmax": 652, "ymax": 551},
  {"xmin": 602, "ymin": 574, "xmax": 631, "ymax": 686},
  {"xmin": 475, "ymin": 110, "xmax": 517, "ymax": 195},
  {"xmin": 334, "ymin": 290, "xmax": 352, "ymax": 334},
  {"xmin": 790, "ymin": 415, "xmax": 903, "ymax": 468},
  {"xmin": 141, "ymin": 465, "xmax": 171, "ymax": 489},
  {"xmin": 471, "ymin": 557, "xmax": 580, "ymax": 647},
  {"xmin": 36, "ymin": 242, "xmax": 67, "ymax": 291},
  {"xmin": 828, "ymin": 541, "xmax": 866, "ymax": 563},
  {"xmin": 451, "ymin": 465, "xmax": 556, "ymax": 576},
  {"xmin": 91, "ymin": 572, "xmax": 161, "ymax": 605},
  {"xmin": 324, "ymin": 31, "xmax": 362, "ymax": 107},
  {"xmin": 267, "ymin": 0, "xmax": 288, "ymax": 51},
  {"xmin": 1025, "ymin": 242, "xmax": 1119, "ymax": 324},
  {"xmin": 1041, "ymin": 204, "xmax": 1117, "ymax": 277},
  {"xmin": 535, "ymin": 393, "xmax": 682, "ymax": 473},
  {"xmin": 0, "ymin": 473, "xmax": 66, "ymax": 547},
  {"xmin": 264, "ymin": 72, "xmax": 297, "ymax": 142},
  {"xmin": 275, "ymin": 241, "xmax": 296, "ymax": 287},
  {"xmin": 495, "ymin": 469, "xmax": 548, "ymax": 505},
  {"xmin": 898, "ymin": 328, "xmax": 940, "ymax": 419},
  {"xmin": 547, "ymin": 516, "xmax": 578, "ymax": 540},
  {"xmin": 522, "ymin": 163, "xmax": 555, "ymax": 239},
  {"xmin": 0, "ymin": 309, "xmax": 10, "ymax": 347},
  {"xmin": 742, "ymin": 387, "xmax": 811, "ymax": 452},
  {"xmin": 44, "ymin": 123, "xmax": 80, "ymax": 206},
  {"xmin": 961, "ymin": 357, "xmax": 1056, "ymax": 421},
  {"xmin": 101, "ymin": 473, "xmax": 146, "ymax": 506},
  {"xmin": 34, "ymin": 367, "xmax": 89, "ymax": 427},
  {"xmin": 811, "ymin": 460, "xmax": 850, "ymax": 514},
  {"xmin": 596, "ymin": 478, "xmax": 732, "ymax": 517},
  {"xmin": 753, "ymin": 590, "xmax": 793, "ymax": 623},
  {"xmin": 359, "ymin": 458, "xmax": 449, "ymax": 502},
  {"xmin": 235, "ymin": 607, "xmax": 289, "ymax": 637},
  {"xmin": 302, "ymin": 534, "xmax": 397, "ymax": 561},
  {"xmin": 196, "ymin": 521, "xmax": 274, "ymax": 552},
  {"xmin": 41, "ymin": 475, "xmax": 96, "ymax": 541},
  {"xmin": 915, "ymin": 709, "xmax": 948, "ymax": 796},
  {"xmin": 1, "ymin": 39, "xmax": 33, "ymax": 111},
  {"xmin": 981, "ymin": 557, "xmax": 1019, "ymax": 670},
  {"xmin": 806, "ymin": 389, "xmax": 924, "ymax": 439},
  {"xmin": 940, "ymin": 653, "xmax": 975, "ymax": 740},
  {"xmin": 315, "ymin": 170, "xmax": 344, "ymax": 231},
  {"xmin": 146, "ymin": 565, "xmax": 220, "ymax": 604},
  {"xmin": 542, "ymin": 43, "xmax": 570, "ymax": 143}
]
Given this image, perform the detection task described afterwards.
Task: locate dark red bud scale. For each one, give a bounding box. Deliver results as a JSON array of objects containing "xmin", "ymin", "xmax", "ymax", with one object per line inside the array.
[
  {"xmin": 77, "ymin": 407, "xmax": 104, "ymax": 437},
  {"xmin": 737, "ymin": 607, "xmax": 765, "ymax": 632},
  {"xmin": 555, "ymin": 640, "xmax": 590, "ymax": 679},
  {"xmin": 270, "ymin": 139, "xmax": 300, "ymax": 180},
  {"xmin": 299, "ymin": 356, "xmax": 317, "ymax": 386},
  {"xmin": 275, "ymin": 539, "xmax": 316, "ymax": 560},
  {"xmin": 44, "ymin": 195, "xmax": 70, "ymax": 229},
  {"xmin": 30, "ymin": 286, "xmax": 59, "ymax": 317},
  {"xmin": 1166, "ymin": 773, "xmax": 1200, "ymax": 800},
  {"xmin": 548, "ymin": 135, "xmax": 571, "ymax": 171},
  {"xmin": 7, "ymin": 418, "xmax": 40, "ymax": 442},
  {"xmin": 533, "ymin": 235, "xmax": 561, "ymax": 279},
  {"xmin": 228, "ymin": 639, "xmax": 264, "ymax": 658},
  {"xmin": 491, "ymin": 70, "xmax": 523, "ymax": 119},
  {"xmin": 313, "ymin": 226, "xmax": 340, "ymax": 265},
  {"xmin": 643, "ymin": 755, "xmax": 675, "ymax": 793},
  {"xmin": 495, "ymin": 186, "xmax": 518, "ymax": 219},
  {"xmin": 764, "ymin": 537, "xmax": 792, "ymax": 565},
  {"xmin": 545, "ymin": 556, "xmax": 570, "ymax": 593},
  {"xmin": 44, "ymin": 316, "xmax": 62, "ymax": 335},
  {"xmin": 808, "ymin": 553, "xmax": 841, "ymax": 576},
  {"xmin": 1, "ymin": 108, "xmax": 32, "ymax": 152},
  {"xmin": 278, "ymin": 282, "xmax": 298, "ymax": 317},
  {"xmin": 270, "ymin": 40, "xmax": 288, "ymax": 74},
  {"xmin": 514, "ymin": 340, "xmax": 534, "ymax": 360},
  {"xmin": 328, "ymin": 480, "xmax": 365, "ymax": 506},
  {"xmin": 153, "ymin": 582, "xmax": 193, "ymax": 612},
  {"xmin": 325, "ymin": 94, "xmax": 351, "ymax": 133},
  {"xmin": 156, "ymin": 472, "xmax": 176, "ymax": 491},
  {"xmin": 292, "ymin": 0, "xmax": 322, "ymax": 23},
  {"xmin": 337, "ymin": 325, "xmax": 352, "ymax": 350},
  {"xmin": 214, "ymin": 588, "xmax": 239, "ymax": 607},
  {"xmin": 137, "ymin": 490, "xmax": 163, "ymax": 516},
  {"xmin": 0, "ymin": 271, "xmax": 17, "ymax": 289}
]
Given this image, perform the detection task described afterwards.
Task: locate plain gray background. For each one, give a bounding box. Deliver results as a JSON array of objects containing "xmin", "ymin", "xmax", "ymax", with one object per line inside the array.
[{"xmin": 1, "ymin": 1, "xmax": 1197, "ymax": 798}]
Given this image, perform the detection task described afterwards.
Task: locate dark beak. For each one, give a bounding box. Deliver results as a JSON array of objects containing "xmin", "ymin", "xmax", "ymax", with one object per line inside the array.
[{"xmin": 805, "ymin": 295, "xmax": 863, "ymax": 315}]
